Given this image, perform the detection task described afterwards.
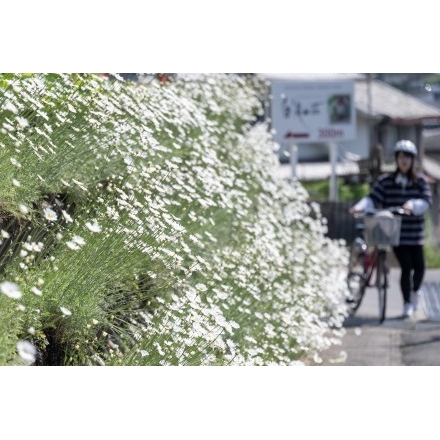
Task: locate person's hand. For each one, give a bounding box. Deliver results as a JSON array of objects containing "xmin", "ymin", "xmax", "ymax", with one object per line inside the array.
[
  {"xmin": 349, "ymin": 207, "xmax": 362, "ymax": 215},
  {"xmin": 402, "ymin": 201, "xmax": 413, "ymax": 214}
]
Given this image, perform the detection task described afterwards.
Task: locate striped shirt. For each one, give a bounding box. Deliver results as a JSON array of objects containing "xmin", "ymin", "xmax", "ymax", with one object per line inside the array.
[{"xmin": 369, "ymin": 172, "xmax": 432, "ymax": 245}]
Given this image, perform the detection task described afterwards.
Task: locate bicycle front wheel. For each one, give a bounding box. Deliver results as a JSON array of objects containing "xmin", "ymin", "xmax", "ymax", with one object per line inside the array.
[{"xmin": 376, "ymin": 251, "xmax": 388, "ymax": 324}]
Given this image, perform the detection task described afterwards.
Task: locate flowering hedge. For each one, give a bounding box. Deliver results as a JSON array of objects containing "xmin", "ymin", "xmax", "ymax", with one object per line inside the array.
[{"xmin": 0, "ymin": 73, "xmax": 349, "ymax": 365}]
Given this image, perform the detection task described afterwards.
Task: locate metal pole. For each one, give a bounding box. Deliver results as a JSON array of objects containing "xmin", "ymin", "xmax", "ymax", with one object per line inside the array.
[
  {"xmin": 329, "ymin": 142, "xmax": 338, "ymax": 201},
  {"xmin": 289, "ymin": 144, "xmax": 298, "ymax": 183},
  {"xmin": 367, "ymin": 73, "xmax": 374, "ymax": 147}
]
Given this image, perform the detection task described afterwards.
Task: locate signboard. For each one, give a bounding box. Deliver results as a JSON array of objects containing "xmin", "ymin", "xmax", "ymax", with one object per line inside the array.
[{"xmin": 270, "ymin": 79, "xmax": 356, "ymax": 147}]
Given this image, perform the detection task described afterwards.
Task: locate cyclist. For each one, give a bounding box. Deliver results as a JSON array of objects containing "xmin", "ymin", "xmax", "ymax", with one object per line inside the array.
[{"xmin": 349, "ymin": 139, "xmax": 432, "ymax": 318}]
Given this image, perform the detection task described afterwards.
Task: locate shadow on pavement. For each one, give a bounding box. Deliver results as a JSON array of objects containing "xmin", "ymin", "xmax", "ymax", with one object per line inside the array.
[
  {"xmin": 342, "ymin": 314, "xmax": 414, "ymax": 329},
  {"xmin": 343, "ymin": 314, "xmax": 407, "ymax": 326}
]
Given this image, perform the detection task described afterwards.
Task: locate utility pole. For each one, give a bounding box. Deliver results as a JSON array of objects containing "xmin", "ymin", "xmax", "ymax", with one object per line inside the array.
[
  {"xmin": 367, "ymin": 73, "xmax": 375, "ymax": 148},
  {"xmin": 367, "ymin": 73, "xmax": 373, "ymax": 144}
]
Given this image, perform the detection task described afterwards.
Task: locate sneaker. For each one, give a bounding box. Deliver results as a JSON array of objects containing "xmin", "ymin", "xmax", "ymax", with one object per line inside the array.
[
  {"xmin": 403, "ymin": 302, "xmax": 414, "ymax": 318},
  {"xmin": 411, "ymin": 290, "xmax": 422, "ymax": 311}
]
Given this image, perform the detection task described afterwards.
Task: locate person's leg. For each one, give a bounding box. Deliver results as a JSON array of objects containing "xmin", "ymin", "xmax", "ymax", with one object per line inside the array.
[
  {"xmin": 392, "ymin": 246, "xmax": 412, "ymax": 303},
  {"xmin": 411, "ymin": 245, "xmax": 425, "ymax": 292},
  {"xmin": 410, "ymin": 245, "xmax": 425, "ymax": 311}
]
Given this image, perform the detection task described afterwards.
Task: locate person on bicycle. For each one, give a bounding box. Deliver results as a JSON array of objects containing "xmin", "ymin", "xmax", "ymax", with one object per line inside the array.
[{"xmin": 349, "ymin": 139, "xmax": 432, "ymax": 318}]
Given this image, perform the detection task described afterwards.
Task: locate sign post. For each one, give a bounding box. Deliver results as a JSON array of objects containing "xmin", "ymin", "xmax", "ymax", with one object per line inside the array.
[
  {"xmin": 289, "ymin": 144, "xmax": 298, "ymax": 182},
  {"xmin": 329, "ymin": 142, "xmax": 338, "ymax": 201}
]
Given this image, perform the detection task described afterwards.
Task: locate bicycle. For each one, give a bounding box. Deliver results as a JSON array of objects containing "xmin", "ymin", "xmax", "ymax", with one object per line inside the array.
[{"xmin": 346, "ymin": 207, "xmax": 405, "ymax": 323}]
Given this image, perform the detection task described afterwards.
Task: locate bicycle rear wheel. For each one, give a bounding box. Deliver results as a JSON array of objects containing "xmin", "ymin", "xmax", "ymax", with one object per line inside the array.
[
  {"xmin": 346, "ymin": 239, "xmax": 367, "ymax": 315},
  {"xmin": 376, "ymin": 251, "xmax": 388, "ymax": 323},
  {"xmin": 346, "ymin": 272, "xmax": 366, "ymax": 314}
]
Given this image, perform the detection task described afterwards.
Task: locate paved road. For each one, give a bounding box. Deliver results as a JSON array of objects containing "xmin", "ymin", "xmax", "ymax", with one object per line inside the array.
[{"xmin": 312, "ymin": 268, "xmax": 440, "ymax": 366}]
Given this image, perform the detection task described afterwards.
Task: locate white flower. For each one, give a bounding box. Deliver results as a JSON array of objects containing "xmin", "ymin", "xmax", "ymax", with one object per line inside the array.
[
  {"xmin": 60, "ymin": 306, "xmax": 72, "ymax": 316},
  {"xmin": 66, "ymin": 241, "xmax": 80, "ymax": 250},
  {"xmin": 66, "ymin": 235, "xmax": 85, "ymax": 251},
  {"xmin": 18, "ymin": 204, "xmax": 29, "ymax": 215},
  {"xmin": 17, "ymin": 340, "xmax": 36, "ymax": 365},
  {"xmin": 28, "ymin": 327, "xmax": 35, "ymax": 335},
  {"xmin": 72, "ymin": 235, "xmax": 85, "ymax": 246},
  {"xmin": 72, "ymin": 178, "xmax": 88, "ymax": 192},
  {"xmin": 3, "ymin": 100, "xmax": 18, "ymax": 114},
  {"xmin": 43, "ymin": 207, "xmax": 58, "ymax": 222},
  {"xmin": 16, "ymin": 117, "xmax": 29, "ymax": 128},
  {"xmin": 0, "ymin": 281, "xmax": 22, "ymax": 299},
  {"xmin": 10, "ymin": 158, "xmax": 22, "ymax": 168},
  {"xmin": 12, "ymin": 179, "xmax": 20, "ymax": 187},
  {"xmin": 22, "ymin": 243, "xmax": 33, "ymax": 251},
  {"xmin": 31, "ymin": 286, "xmax": 42, "ymax": 296},
  {"xmin": 61, "ymin": 210, "xmax": 73, "ymax": 223},
  {"xmin": 1, "ymin": 230, "xmax": 10, "ymax": 239},
  {"xmin": 85, "ymin": 221, "xmax": 102, "ymax": 233}
]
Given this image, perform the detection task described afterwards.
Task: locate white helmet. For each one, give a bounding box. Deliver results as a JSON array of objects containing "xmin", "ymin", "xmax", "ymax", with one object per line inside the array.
[{"xmin": 394, "ymin": 139, "xmax": 417, "ymax": 156}]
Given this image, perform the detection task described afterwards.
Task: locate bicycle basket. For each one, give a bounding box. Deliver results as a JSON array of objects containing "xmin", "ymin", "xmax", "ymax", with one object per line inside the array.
[{"xmin": 363, "ymin": 214, "xmax": 402, "ymax": 246}]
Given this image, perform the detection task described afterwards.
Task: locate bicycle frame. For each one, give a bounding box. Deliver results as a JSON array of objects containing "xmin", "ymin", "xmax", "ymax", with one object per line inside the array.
[
  {"xmin": 363, "ymin": 246, "xmax": 386, "ymax": 288},
  {"xmin": 347, "ymin": 240, "xmax": 389, "ymax": 323}
]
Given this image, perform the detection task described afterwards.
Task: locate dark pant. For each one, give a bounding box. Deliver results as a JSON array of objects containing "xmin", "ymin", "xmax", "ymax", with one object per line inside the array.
[{"xmin": 392, "ymin": 245, "xmax": 425, "ymax": 304}]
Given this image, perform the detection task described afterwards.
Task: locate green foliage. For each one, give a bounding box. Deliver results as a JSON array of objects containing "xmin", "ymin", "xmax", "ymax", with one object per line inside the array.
[
  {"xmin": 422, "ymin": 74, "xmax": 440, "ymax": 85},
  {"xmin": 425, "ymin": 244, "xmax": 440, "ymax": 268},
  {"xmin": 302, "ymin": 178, "xmax": 370, "ymax": 201},
  {"xmin": 424, "ymin": 214, "xmax": 440, "ymax": 269}
]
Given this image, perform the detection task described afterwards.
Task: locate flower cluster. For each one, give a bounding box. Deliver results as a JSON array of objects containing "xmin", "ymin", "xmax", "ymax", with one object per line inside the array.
[{"xmin": 0, "ymin": 73, "xmax": 349, "ymax": 366}]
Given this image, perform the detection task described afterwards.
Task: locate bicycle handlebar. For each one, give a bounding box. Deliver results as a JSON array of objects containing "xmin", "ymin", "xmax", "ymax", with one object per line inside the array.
[{"xmin": 352, "ymin": 206, "xmax": 409, "ymax": 219}]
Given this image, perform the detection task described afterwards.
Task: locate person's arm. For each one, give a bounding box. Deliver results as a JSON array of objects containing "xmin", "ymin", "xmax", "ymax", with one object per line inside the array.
[
  {"xmin": 403, "ymin": 175, "xmax": 432, "ymax": 215},
  {"xmin": 402, "ymin": 199, "xmax": 429, "ymax": 216},
  {"xmin": 349, "ymin": 196, "xmax": 374, "ymax": 214}
]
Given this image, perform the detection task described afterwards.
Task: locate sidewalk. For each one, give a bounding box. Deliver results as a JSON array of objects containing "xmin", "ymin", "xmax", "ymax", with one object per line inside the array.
[{"xmin": 313, "ymin": 268, "xmax": 440, "ymax": 366}]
